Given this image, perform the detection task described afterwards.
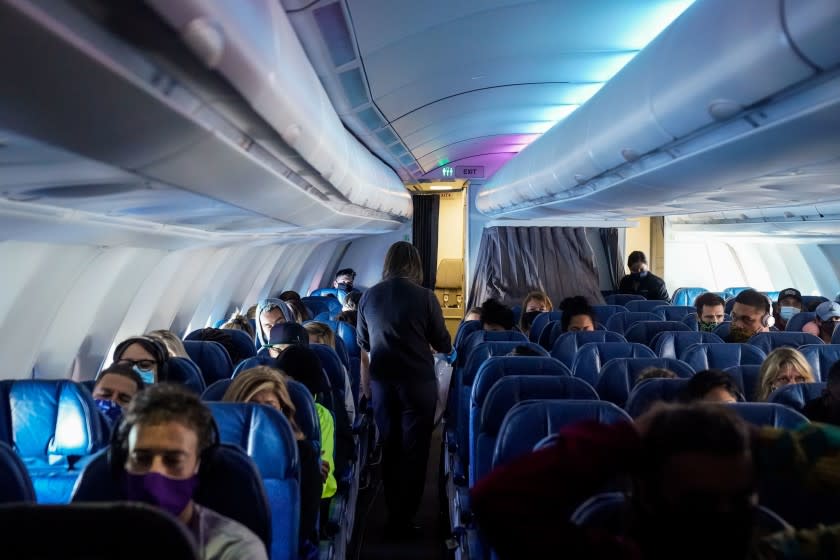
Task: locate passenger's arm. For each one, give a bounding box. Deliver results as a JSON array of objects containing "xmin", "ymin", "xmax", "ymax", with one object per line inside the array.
[
  {"xmin": 655, "ymin": 278, "xmax": 670, "ymax": 302},
  {"xmin": 471, "ymin": 421, "xmax": 641, "ymax": 559},
  {"xmin": 360, "ymin": 351, "xmax": 371, "ymax": 400},
  {"xmin": 426, "ymin": 290, "xmax": 452, "ymax": 354},
  {"xmin": 754, "ymin": 423, "xmax": 840, "ymax": 491},
  {"xmin": 356, "ymin": 303, "xmax": 370, "ymax": 352}
]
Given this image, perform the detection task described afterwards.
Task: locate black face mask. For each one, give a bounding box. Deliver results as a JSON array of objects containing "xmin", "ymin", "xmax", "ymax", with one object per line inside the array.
[
  {"xmin": 336, "ymin": 282, "xmax": 353, "ymax": 292},
  {"xmin": 521, "ymin": 310, "xmax": 541, "ymax": 330}
]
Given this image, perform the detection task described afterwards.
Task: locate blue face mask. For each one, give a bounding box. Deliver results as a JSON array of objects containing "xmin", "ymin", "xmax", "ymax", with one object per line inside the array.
[
  {"xmin": 779, "ymin": 306, "xmax": 800, "ymax": 321},
  {"xmin": 132, "ymin": 365, "xmax": 155, "ymax": 385},
  {"xmin": 94, "ymin": 398, "xmax": 122, "ymax": 425}
]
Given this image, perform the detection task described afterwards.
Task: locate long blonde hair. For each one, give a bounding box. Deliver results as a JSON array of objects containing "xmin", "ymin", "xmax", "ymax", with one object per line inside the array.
[
  {"xmin": 222, "ymin": 366, "xmax": 304, "ymax": 440},
  {"xmin": 146, "ymin": 329, "xmax": 189, "ymax": 358},
  {"xmin": 757, "ymin": 347, "xmax": 815, "ymax": 401},
  {"xmin": 304, "ymin": 321, "xmax": 336, "ymax": 348}
]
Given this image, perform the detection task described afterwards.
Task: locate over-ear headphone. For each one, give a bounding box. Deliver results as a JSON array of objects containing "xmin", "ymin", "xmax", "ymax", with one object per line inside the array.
[{"xmin": 762, "ymin": 295, "xmax": 775, "ymax": 329}]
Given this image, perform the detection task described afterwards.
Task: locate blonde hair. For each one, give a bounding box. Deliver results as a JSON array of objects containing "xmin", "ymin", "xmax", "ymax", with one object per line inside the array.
[
  {"xmin": 635, "ymin": 367, "xmax": 677, "ymax": 387},
  {"xmin": 757, "ymin": 347, "xmax": 815, "ymax": 401},
  {"xmin": 145, "ymin": 329, "xmax": 189, "ymax": 358},
  {"xmin": 221, "ymin": 314, "xmax": 255, "ymax": 338},
  {"xmin": 304, "ymin": 321, "xmax": 335, "ymax": 348},
  {"xmin": 520, "ymin": 291, "xmax": 553, "ymax": 331},
  {"xmin": 222, "ymin": 366, "xmax": 304, "ymax": 440},
  {"xmin": 245, "ymin": 305, "xmax": 258, "ymax": 320}
]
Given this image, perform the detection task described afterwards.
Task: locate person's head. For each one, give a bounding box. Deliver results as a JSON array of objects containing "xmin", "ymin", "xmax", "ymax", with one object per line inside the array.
[
  {"xmin": 776, "ymin": 288, "xmax": 803, "ymax": 323},
  {"xmin": 275, "ymin": 345, "xmax": 326, "ymax": 396},
  {"xmin": 264, "ymin": 322, "xmax": 309, "ymax": 358},
  {"xmin": 278, "ymin": 290, "xmax": 301, "ymax": 302},
  {"xmin": 118, "ymin": 384, "xmax": 215, "ymax": 521},
  {"xmin": 814, "ymin": 301, "xmax": 840, "ymax": 341},
  {"xmin": 333, "ymin": 268, "xmax": 356, "ymax": 291},
  {"xmin": 682, "ymin": 369, "xmax": 741, "ymax": 403},
  {"xmin": 336, "ymin": 310, "xmax": 357, "ymax": 327},
  {"xmin": 284, "ymin": 298, "xmax": 311, "ymax": 324},
  {"xmin": 757, "ymin": 347, "xmax": 814, "ymax": 401},
  {"xmin": 220, "ymin": 314, "xmax": 255, "ymax": 339},
  {"xmin": 506, "ymin": 345, "xmax": 543, "ymax": 357},
  {"xmin": 634, "ymin": 367, "xmax": 677, "ymax": 387},
  {"xmin": 729, "ymin": 289, "xmax": 773, "ymax": 342},
  {"xmin": 113, "ymin": 336, "xmax": 169, "ymax": 384},
  {"xmin": 480, "ymin": 299, "xmax": 515, "ymax": 331},
  {"xmin": 145, "ymin": 330, "xmax": 189, "ymax": 358},
  {"xmin": 188, "ymin": 327, "xmax": 247, "ymax": 366},
  {"xmin": 464, "ymin": 307, "xmax": 482, "ymax": 322},
  {"xmin": 520, "ymin": 291, "xmax": 553, "ymax": 334},
  {"xmin": 222, "ymin": 366, "xmax": 303, "ymax": 440},
  {"xmin": 93, "ymin": 364, "xmax": 145, "ymax": 407},
  {"xmin": 694, "ymin": 292, "xmax": 726, "ymax": 332},
  {"xmin": 245, "ymin": 305, "xmax": 258, "ymax": 320},
  {"xmin": 382, "ymin": 242, "xmax": 423, "ymax": 285},
  {"xmin": 627, "ymin": 251, "xmax": 648, "ymax": 274},
  {"xmin": 342, "ymin": 290, "xmax": 362, "ymax": 312},
  {"xmin": 559, "ymin": 296, "xmax": 596, "ymax": 332},
  {"xmin": 631, "ymin": 403, "xmax": 756, "ymax": 560},
  {"xmin": 257, "ymin": 300, "xmax": 292, "ymax": 342},
  {"xmin": 304, "ymin": 321, "xmax": 336, "ymax": 348}
]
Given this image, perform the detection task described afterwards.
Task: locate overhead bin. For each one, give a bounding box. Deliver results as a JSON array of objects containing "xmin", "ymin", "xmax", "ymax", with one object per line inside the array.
[{"xmin": 477, "ymin": 0, "xmax": 830, "ymax": 216}]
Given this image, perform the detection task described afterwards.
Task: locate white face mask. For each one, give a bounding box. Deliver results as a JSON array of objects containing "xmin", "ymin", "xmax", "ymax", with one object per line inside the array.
[{"xmin": 779, "ymin": 306, "xmax": 800, "ymax": 321}]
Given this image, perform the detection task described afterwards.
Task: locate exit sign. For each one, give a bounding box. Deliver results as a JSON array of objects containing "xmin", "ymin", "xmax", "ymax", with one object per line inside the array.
[
  {"xmin": 456, "ymin": 165, "xmax": 484, "ymax": 178},
  {"xmin": 441, "ymin": 166, "xmax": 454, "ymax": 177}
]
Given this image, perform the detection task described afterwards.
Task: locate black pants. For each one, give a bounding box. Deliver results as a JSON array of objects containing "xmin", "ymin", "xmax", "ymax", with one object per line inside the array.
[{"xmin": 370, "ymin": 377, "xmax": 437, "ymax": 525}]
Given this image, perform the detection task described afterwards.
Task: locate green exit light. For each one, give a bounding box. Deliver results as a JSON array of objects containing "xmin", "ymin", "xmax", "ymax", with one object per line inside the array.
[{"xmin": 442, "ymin": 166, "xmax": 454, "ymax": 177}]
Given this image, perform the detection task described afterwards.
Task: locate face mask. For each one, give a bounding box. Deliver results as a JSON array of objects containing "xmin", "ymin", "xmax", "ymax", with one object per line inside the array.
[
  {"xmin": 820, "ymin": 320, "xmax": 838, "ymax": 335},
  {"xmin": 699, "ymin": 321, "xmax": 718, "ymax": 333},
  {"xmin": 125, "ymin": 472, "xmax": 198, "ymax": 518},
  {"xmin": 132, "ymin": 365, "xmax": 155, "ymax": 385},
  {"xmin": 779, "ymin": 306, "xmax": 799, "ymax": 321},
  {"xmin": 521, "ymin": 310, "xmax": 541, "ymax": 329},
  {"xmin": 94, "ymin": 399, "xmax": 122, "ymax": 425},
  {"xmin": 728, "ymin": 327, "xmax": 754, "ymax": 343},
  {"xmin": 336, "ymin": 282, "xmax": 353, "ymax": 292}
]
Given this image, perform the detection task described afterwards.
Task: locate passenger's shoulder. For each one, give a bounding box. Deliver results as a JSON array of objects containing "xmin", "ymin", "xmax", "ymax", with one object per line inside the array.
[{"xmin": 195, "ymin": 505, "xmax": 268, "ymax": 560}]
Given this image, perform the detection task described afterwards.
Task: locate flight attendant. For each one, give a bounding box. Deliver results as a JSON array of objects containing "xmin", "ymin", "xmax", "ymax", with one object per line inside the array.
[{"xmin": 357, "ymin": 241, "xmax": 452, "ymax": 538}]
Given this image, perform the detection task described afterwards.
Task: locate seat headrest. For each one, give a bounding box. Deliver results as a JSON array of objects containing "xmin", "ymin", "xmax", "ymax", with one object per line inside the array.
[
  {"xmin": 0, "ymin": 441, "xmax": 36, "ymax": 503},
  {"xmin": 652, "ymin": 331, "xmax": 724, "ymax": 359},
  {"xmin": 623, "ymin": 321, "xmax": 692, "ymax": 345},
  {"xmin": 596, "ymin": 357, "xmax": 695, "ymax": 406},
  {"xmin": 463, "ymin": 341, "xmax": 548, "ymax": 385},
  {"xmin": 670, "ymin": 287, "xmax": 710, "ymax": 307},
  {"xmin": 472, "ymin": 356, "xmax": 571, "ymax": 406},
  {"xmin": 723, "ymin": 365, "xmax": 763, "ymax": 402},
  {"xmin": 747, "ymin": 332, "xmax": 824, "ymax": 355},
  {"xmin": 436, "ymin": 258, "xmax": 464, "ymax": 289},
  {"xmin": 680, "ymin": 343, "xmax": 766, "ymax": 372},
  {"xmin": 183, "ymin": 340, "xmax": 234, "ymax": 385},
  {"xmin": 163, "ymin": 358, "xmax": 206, "ymax": 394},
  {"xmin": 201, "ymin": 379, "xmax": 232, "ymax": 401},
  {"xmin": 285, "ymin": 380, "xmax": 320, "ymax": 446},
  {"xmin": 605, "ymin": 312, "xmax": 662, "ymax": 333},
  {"xmin": 219, "ymin": 328, "xmax": 257, "ymax": 363},
  {"xmin": 728, "ymin": 402, "xmax": 810, "ymax": 429},
  {"xmin": 625, "ymin": 378, "xmax": 690, "ymax": 417},
  {"xmin": 232, "ymin": 355, "xmax": 277, "ymax": 378},
  {"xmin": 767, "ymin": 382, "xmax": 826, "ymax": 411},
  {"xmin": 454, "ymin": 320, "xmax": 482, "ymax": 348},
  {"xmin": 796, "ymin": 344, "xmax": 840, "ymax": 382}
]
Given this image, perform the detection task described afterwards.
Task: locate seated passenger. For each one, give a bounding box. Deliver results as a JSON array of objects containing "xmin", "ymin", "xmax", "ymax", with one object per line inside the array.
[
  {"xmin": 694, "ymin": 292, "xmax": 726, "ymax": 333},
  {"xmin": 464, "ymin": 307, "xmax": 482, "ymax": 322},
  {"xmin": 278, "ymin": 291, "xmax": 310, "ymax": 322},
  {"xmin": 634, "ymin": 367, "xmax": 677, "ymax": 387},
  {"xmin": 222, "ymin": 366, "xmax": 323, "ymax": 555},
  {"xmin": 146, "ymin": 329, "xmax": 189, "ymax": 358},
  {"xmin": 189, "ymin": 327, "xmax": 248, "ymax": 366},
  {"xmin": 618, "ymin": 250, "xmax": 669, "ymax": 301},
  {"xmin": 773, "ymin": 288, "xmax": 803, "ymax": 331},
  {"xmin": 119, "ymin": 384, "xmax": 267, "ymax": 560},
  {"xmin": 113, "ymin": 335, "xmax": 169, "ymax": 384},
  {"xmin": 334, "ymin": 268, "xmax": 356, "ymax": 292},
  {"xmin": 727, "ymin": 289, "xmax": 773, "ymax": 343},
  {"xmin": 342, "ymin": 290, "xmax": 362, "ymax": 312},
  {"xmin": 263, "ymin": 323, "xmax": 309, "ymax": 358},
  {"xmin": 757, "ymin": 347, "xmax": 815, "ymax": 401},
  {"xmin": 802, "ymin": 301, "xmax": 840, "ymax": 343},
  {"xmin": 220, "ymin": 314, "xmax": 255, "ymax": 339},
  {"xmin": 803, "ymin": 360, "xmax": 840, "ymax": 425},
  {"xmin": 255, "ymin": 299, "xmax": 295, "ymax": 349},
  {"xmin": 681, "ymin": 369, "xmax": 741, "ymax": 403},
  {"xmin": 519, "ymin": 291, "xmax": 553, "ymax": 336},
  {"xmin": 480, "ymin": 299, "xmax": 515, "ymax": 332},
  {"xmin": 92, "ymin": 363, "xmax": 145, "ymax": 425},
  {"xmin": 278, "ymin": 290, "xmax": 302, "ymax": 302},
  {"xmin": 559, "ymin": 296, "xmax": 596, "ymax": 332},
  {"xmin": 472, "ymin": 402, "xmax": 840, "ymax": 560},
  {"xmin": 304, "ymin": 321, "xmax": 336, "ymax": 348},
  {"xmin": 507, "ymin": 345, "xmax": 544, "ymax": 357},
  {"xmin": 246, "ymin": 305, "xmax": 257, "ymax": 320}
]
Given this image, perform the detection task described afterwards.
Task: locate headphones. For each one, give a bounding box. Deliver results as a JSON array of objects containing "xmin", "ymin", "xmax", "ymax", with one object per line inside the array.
[{"xmin": 761, "ymin": 295, "xmax": 775, "ymax": 329}]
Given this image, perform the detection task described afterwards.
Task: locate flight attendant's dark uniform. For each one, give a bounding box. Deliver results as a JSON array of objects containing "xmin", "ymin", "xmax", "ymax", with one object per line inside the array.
[{"xmin": 618, "ymin": 272, "xmax": 670, "ymax": 302}]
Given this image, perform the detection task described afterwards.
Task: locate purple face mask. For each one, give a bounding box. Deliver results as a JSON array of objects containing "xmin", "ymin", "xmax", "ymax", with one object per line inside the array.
[{"xmin": 125, "ymin": 471, "xmax": 199, "ymax": 518}]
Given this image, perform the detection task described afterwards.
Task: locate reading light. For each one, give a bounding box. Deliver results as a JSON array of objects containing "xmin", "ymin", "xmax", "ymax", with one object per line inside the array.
[{"xmin": 429, "ymin": 185, "xmax": 452, "ymax": 191}]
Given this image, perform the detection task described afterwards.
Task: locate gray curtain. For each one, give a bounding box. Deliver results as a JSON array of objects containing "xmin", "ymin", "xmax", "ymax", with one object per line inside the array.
[
  {"xmin": 467, "ymin": 226, "xmax": 604, "ymax": 310},
  {"xmin": 599, "ymin": 228, "xmax": 625, "ymax": 291}
]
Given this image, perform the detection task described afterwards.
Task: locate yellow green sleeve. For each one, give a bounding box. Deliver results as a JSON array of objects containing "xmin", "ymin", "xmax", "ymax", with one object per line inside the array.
[{"xmin": 316, "ymin": 403, "xmax": 337, "ymax": 499}]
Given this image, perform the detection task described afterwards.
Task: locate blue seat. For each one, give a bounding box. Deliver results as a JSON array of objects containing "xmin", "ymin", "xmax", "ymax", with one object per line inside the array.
[
  {"xmin": 747, "ymin": 332, "xmax": 823, "ymax": 355},
  {"xmin": 724, "ymin": 365, "xmax": 762, "ymax": 402},
  {"xmin": 802, "ymin": 295, "xmax": 829, "ymax": 310},
  {"xmin": 590, "ymin": 305, "xmax": 629, "ymax": 326},
  {"xmin": 0, "ymin": 380, "xmax": 108, "ymax": 504},
  {"xmin": 492, "ymin": 400, "xmax": 631, "ymax": 471},
  {"xmin": 537, "ymin": 320, "xmax": 565, "ymax": 350},
  {"xmin": 623, "ymin": 321, "xmax": 693, "ymax": 347},
  {"xmin": 653, "ymin": 305, "xmax": 695, "ymax": 321},
  {"xmin": 528, "ymin": 312, "xmax": 563, "ymax": 343},
  {"xmin": 724, "ymin": 298, "xmax": 737, "ymax": 314},
  {"xmin": 570, "ymin": 342, "xmax": 656, "ymax": 387},
  {"xmin": 232, "ymin": 355, "xmax": 277, "ymax": 378},
  {"xmin": 0, "ymin": 441, "xmax": 36, "ymax": 503},
  {"xmin": 455, "ymin": 320, "xmax": 482, "ymax": 350},
  {"xmin": 459, "ymin": 330, "xmax": 529, "ymax": 367},
  {"xmin": 625, "ymin": 378, "xmax": 690, "ymax": 417},
  {"xmin": 768, "ymin": 383, "xmax": 826, "ymax": 412},
  {"xmin": 625, "ymin": 300, "xmax": 670, "ymax": 313},
  {"xmin": 208, "ymin": 403, "xmax": 300, "ymax": 560},
  {"xmin": 550, "ymin": 331, "xmax": 627, "ymax": 368},
  {"xmin": 785, "ymin": 311, "xmax": 817, "ymax": 332},
  {"xmin": 670, "ymin": 287, "xmax": 709, "ymax": 307},
  {"xmin": 798, "ymin": 344, "xmax": 840, "ymax": 382},
  {"xmin": 604, "ymin": 294, "xmax": 645, "ymax": 306},
  {"xmin": 511, "ymin": 305, "xmax": 522, "ymax": 328},
  {"xmin": 220, "ymin": 328, "xmax": 257, "ymax": 362},
  {"xmin": 164, "ymin": 357, "xmax": 206, "ymax": 395},
  {"xmin": 713, "ymin": 321, "xmax": 732, "ymax": 339},
  {"xmin": 652, "ymin": 330, "xmax": 724, "ymax": 359},
  {"xmin": 728, "ymin": 402, "xmax": 809, "ymax": 428},
  {"xmin": 471, "ymin": 375, "xmax": 595, "ymax": 486},
  {"xmin": 183, "ymin": 340, "xmax": 234, "ymax": 385},
  {"xmin": 300, "ymin": 297, "xmax": 330, "ymax": 318},
  {"xmin": 201, "ymin": 379, "xmax": 231, "ymax": 401},
  {"xmin": 309, "ymin": 288, "xmax": 346, "ymax": 305},
  {"xmin": 724, "ymin": 287, "xmax": 753, "ymax": 299},
  {"xmin": 763, "ymin": 291, "xmax": 781, "ymax": 302},
  {"xmin": 679, "ymin": 343, "xmax": 766, "ymax": 373},
  {"xmin": 605, "ymin": 312, "xmax": 662, "ymax": 334},
  {"xmin": 595, "ymin": 358, "xmax": 695, "ymax": 407},
  {"xmin": 831, "ymin": 328, "xmax": 840, "ymax": 345}
]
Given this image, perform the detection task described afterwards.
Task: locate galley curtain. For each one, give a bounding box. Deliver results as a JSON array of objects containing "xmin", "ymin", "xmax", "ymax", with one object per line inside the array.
[
  {"xmin": 599, "ymin": 227, "xmax": 625, "ymax": 291},
  {"xmin": 411, "ymin": 194, "xmax": 440, "ymax": 290},
  {"xmin": 467, "ymin": 226, "xmax": 604, "ymax": 310}
]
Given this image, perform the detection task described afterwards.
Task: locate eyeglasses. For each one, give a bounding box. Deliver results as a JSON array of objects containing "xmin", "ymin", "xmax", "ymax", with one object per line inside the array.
[{"xmin": 116, "ymin": 359, "xmax": 157, "ymax": 370}]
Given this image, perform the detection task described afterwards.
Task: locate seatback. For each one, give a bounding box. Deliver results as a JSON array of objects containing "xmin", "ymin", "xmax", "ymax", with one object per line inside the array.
[
  {"xmin": 208, "ymin": 403, "xmax": 300, "ymax": 560},
  {"xmin": 623, "ymin": 321, "xmax": 693, "ymax": 347},
  {"xmin": 652, "ymin": 330, "xmax": 724, "ymax": 359},
  {"xmin": 605, "ymin": 312, "xmax": 662, "ymax": 334},
  {"xmin": 604, "ymin": 294, "xmax": 645, "ymax": 306},
  {"xmin": 221, "ymin": 328, "xmax": 257, "ymax": 362},
  {"xmin": 625, "ymin": 300, "xmax": 670, "ymax": 313},
  {"xmin": 460, "ymin": 330, "xmax": 529, "ymax": 367},
  {"xmin": 798, "ymin": 344, "xmax": 840, "ymax": 382},
  {"xmin": 537, "ymin": 320, "xmax": 564, "ymax": 350},
  {"xmin": 713, "ymin": 321, "xmax": 732, "ymax": 339},
  {"xmin": 747, "ymin": 332, "xmax": 823, "ymax": 355},
  {"xmin": 653, "ymin": 305, "xmax": 695, "ymax": 321},
  {"xmin": 510, "ymin": 305, "xmax": 522, "ymax": 328},
  {"xmin": 768, "ymin": 383, "xmax": 827, "ymax": 412},
  {"xmin": 570, "ymin": 342, "xmax": 656, "ymax": 386},
  {"xmin": 183, "ymin": 340, "xmax": 234, "ymax": 385},
  {"xmin": 472, "ymin": 376, "xmax": 597, "ymax": 486},
  {"xmin": 590, "ymin": 305, "xmax": 629, "ymax": 326},
  {"xmin": 492, "ymin": 400, "xmax": 631, "ymax": 470},
  {"xmin": 728, "ymin": 402, "xmax": 809, "ymax": 428},
  {"xmin": 802, "ymin": 295, "xmax": 829, "ymax": 310},
  {"xmin": 0, "ymin": 380, "xmax": 109, "ymax": 504},
  {"xmin": 309, "ymin": 288, "xmax": 341, "ymax": 300},
  {"xmin": 550, "ymin": 331, "xmax": 627, "ymax": 368},
  {"xmin": 201, "ymin": 379, "xmax": 232, "ymax": 401},
  {"xmin": 454, "ymin": 320, "xmax": 482, "ymax": 351},
  {"xmin": 785, "ymin": 311, "xmax": 817, "ymax": 332},
  {"xmin": 164, "ymin": 357, "xmax": 206, "ymax": 394},
  {"xmin": 0, "ymin": 441, "xmax": 36, "ymax": 503},
  {"xmin": 670, "ymin": 287, "xmax": 709, "ymax": 307},
  {"xmin": 232, "ymin": 355, "xmax": 277, "ymax": 378},
  {"xmin": 679, "ymin": 343, "xmax": 766, "ymax": 373},
  {"xmin": 724, "ymin": 298, "xmax": 737, "ymax": 314},
  {"xmin": 528, "ymin": 311, "xmax": 563, "ymax": 343},
  {"xmin": 595, "ymin": 358, "xmax": 695, "ymax": 407},
  {"xmin": 724, "ymin": 287, "xmax": 753, "ymax": 299},
  {"xmin": 625, "ymin": 378, "xmax": 690, "ymax": 417},
  {"xmin": 724, "ymin": 365, "xmax": 763, "ymax": 402}
]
